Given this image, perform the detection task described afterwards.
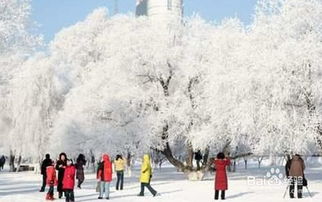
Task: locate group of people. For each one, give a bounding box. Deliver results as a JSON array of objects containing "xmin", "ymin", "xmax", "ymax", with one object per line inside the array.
[
  {"xmin": 214, "ymin": 153, "xmax": 307, "ymax": 200},
  {"xmin": 38, "ymin": 152, "xmax": 307, "ymax": 201},
  {"xmin": 40, "ymin": 153, "xmax": 87, "ymax": 201},
  {"xmin": 39, "ymin": 153, "xmax": 158, "ymax": 201},
  {"xmin": 211, "ymin": 153, "xmax": 308, "ymax": 200}
]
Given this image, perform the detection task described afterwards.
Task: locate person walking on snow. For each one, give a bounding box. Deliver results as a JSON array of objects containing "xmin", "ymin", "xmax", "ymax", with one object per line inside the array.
[
  {"xmin": 45, "ymin": 160, "xmax": 57, "ymax": 200},
  {"xmin": 138, "ymin": 154, "xmax": 158, "ymax": 197},
  {"xmin": 76, "ymin": 154, "xmax": 87, "ymax": 189},
  {"xmin": 114, "ymin": 154, "xmax": 126, "ymax": 190},
  {"xmin": 97, "ymin": 154, "xmax": 113, "ymax": 200},
  {"xmin": 214, "ymin": 152, "xmax": 230, "ymax": 200},
  {"xmin": 0, "ymin": 155, "xmax": 5, "ymax": 170},
  {"xmin": 63, "ymin": 159, "xmax": 76, "ymax": 202},
  {"xmin": 287, "ymin": 154, "xmax": 305, "ymax": 199},
  {"xmin": 40, "ymin": 154, "xmax": 53, "ymax": 192},
  {"xmin": 195, "ymin": 151, "xmax": 203, "ymax": 170},
  {"xmin": 56, "ymin": 152, "xmax": 67, "ymax": 198}
]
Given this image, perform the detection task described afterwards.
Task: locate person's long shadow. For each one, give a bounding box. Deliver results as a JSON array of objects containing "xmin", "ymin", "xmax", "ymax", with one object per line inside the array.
[
  {"xmin": 0, "ymin": 179, "xmax": 38, "ymax": 186},
  {"xmin": 303, "ymin": 191, "xmax": 319, "ymax": 198},
  {"xmin": 76, "ymin": 189, "xmax": 182, "ymax": 202},
  {"xmin": 81, "ymin": 181, "xmax": 171, "ymax": 192},
  {"xmin": 76, "ymin": 192, "xmax": 100, "ymax": 201},
  {"xmin": 0, "ymin": 188, "xmax": 39, "ymax": 196},
  {"xmin": 225, "ymin": 191, "xmax": 254, "ymax": 199}
]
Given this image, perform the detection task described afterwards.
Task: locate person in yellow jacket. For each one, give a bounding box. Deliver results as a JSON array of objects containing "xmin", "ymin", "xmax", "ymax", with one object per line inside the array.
[
  {"xmin": 114, "ymin": 154, "xmax": 126, "ymax": 190},
  {"xmin": 138, "ymin": 154, "xmax": 158, "ymax": 197}
]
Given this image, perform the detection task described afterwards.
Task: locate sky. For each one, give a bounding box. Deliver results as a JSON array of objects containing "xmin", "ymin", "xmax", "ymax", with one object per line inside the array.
[{"xmin": 31, "ymin": 0, "xmax": 259, "ymax": 42}]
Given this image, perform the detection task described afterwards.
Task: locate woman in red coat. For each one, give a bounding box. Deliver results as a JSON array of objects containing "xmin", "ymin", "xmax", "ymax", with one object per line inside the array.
[
  {"xmin": 214, "ymin": 152, "xmax": 230, "ymax": 200},
  {"xmin": 63, "ymin": 159, "xmax": 76, "ymax": 202},
  {"xmin": 97, "ymin": 154, "xmax": 113, "ymax": 200}
]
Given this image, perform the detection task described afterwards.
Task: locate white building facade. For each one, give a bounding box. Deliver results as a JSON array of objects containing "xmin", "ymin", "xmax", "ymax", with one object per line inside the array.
[{"xmin": 136, "ymin": 0, "xmax": 183, "ymax": 21}]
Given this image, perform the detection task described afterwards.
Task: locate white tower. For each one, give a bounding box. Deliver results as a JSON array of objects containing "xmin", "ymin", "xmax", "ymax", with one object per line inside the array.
[{"xmin": 136, "ymin": 0, "xmax": 183, "ymax": 21}]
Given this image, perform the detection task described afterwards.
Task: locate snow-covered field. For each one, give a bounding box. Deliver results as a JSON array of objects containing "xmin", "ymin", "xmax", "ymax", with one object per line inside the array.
[{"xmin": 1, "ymin": 161, "xmax": 321, "ymax": 202}]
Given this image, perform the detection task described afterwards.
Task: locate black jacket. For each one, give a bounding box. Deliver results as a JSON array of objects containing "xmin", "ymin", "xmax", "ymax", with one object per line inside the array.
[
  {"xmin": 76, "ymin": 156, "xmax": 87, "ymax": 170},
  {"xmin": 285, "ymin": 159, "xmax": 291, "ymax": 177},
  {"xmin": 41, "ymin": 158, "xmax": 52, "ymax": 175},
  {"xmin": 55, "ymin": 160, "xmax": 67, "ymax": 180}
]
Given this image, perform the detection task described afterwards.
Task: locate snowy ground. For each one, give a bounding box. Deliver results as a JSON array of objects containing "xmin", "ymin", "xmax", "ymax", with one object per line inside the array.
[{"xmin": 0, "ymin": 160, "xmax": 322, "ymax": 202}]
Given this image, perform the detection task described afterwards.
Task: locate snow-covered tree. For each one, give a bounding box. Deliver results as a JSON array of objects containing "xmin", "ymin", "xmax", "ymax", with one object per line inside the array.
[
  {"xmin": 43, "ymin": 0, "xmax": 322, "ymax": 178},
  {"xmin": 0, "ymin": 0, "xmax": 41, "ymax": 170},
  {"xmin": 247, "ymin": 0, "xmax": 322, "ymax": 155},
  {"xmin": 2, "ymin": 0, "xmax": 321, "ymax": 177},
  {"xmin": 8, "ymin": 55, "xmax": 60, "ymax": 163}
]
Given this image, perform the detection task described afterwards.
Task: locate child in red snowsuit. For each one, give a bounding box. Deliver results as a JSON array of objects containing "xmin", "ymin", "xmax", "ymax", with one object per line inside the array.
[
  {"xmin": 46, "ymin": 161, "xmax": 57, "ymax": 200},
  {"xmin": 63, "ymin": 159, "xmax": 76, "ymax": 202}
]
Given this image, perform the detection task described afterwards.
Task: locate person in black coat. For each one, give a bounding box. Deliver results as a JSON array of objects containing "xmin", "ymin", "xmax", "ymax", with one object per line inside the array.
[
  {"xmin": 56, "ymin": 152, "xmax": 67, "ymax": 198},
  {"xmin": 0, "ymin": 155, "xmax": 5, "ymax": 170},
  {"xmin": 39, "ymin": 154, "xmax": 52, "ymax": 192},
  {"xmin": 76, "ymin": 154, "xmax": 87, "ymax": 188},
  {"xmin": 285, "ymin": 155, "xmax": 292, "ymax": 178},
  {"xmin": 194, "ymin": 151, "xmax": 203, "ymax": 170}
]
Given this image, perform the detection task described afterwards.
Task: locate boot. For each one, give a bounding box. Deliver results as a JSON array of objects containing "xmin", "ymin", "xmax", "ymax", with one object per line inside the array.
[
  {"xmin": 49, "ymin": 195, "xmax": 55, "ymax": 201},
  {"xmin": 45, "ymin": 193, "xmax": 51, "ymax": 200}
]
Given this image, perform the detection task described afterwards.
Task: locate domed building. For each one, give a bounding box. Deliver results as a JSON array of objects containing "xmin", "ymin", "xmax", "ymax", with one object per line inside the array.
[{"xmin": 136, "ymin": 0, "xmax": 183, "ymax": 21}]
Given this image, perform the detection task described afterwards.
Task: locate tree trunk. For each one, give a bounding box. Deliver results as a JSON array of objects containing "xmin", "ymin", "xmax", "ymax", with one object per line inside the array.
[
  {"xmin": 160, "ymin": 142, "xmax": 211, "ymax": 180},
  {"xmin": 157, "ymin": 72, "xmax": 210, "ymax": 180},
  {"xmin": 316, "ymin": 125, "xmax": 322, "ymax": 151},
  {"xmin": 258, "ymin": 157, "xmax": 263, "ymax": 169},
  {"xmin": 9, "ymin": 150, "xmax": 15, "ymax": 172},
  {"xmin": 126, "ymin": 152, "xmax": 132, "ymax": 177},
  {"xmin": 185, "ymin": 143, "xmax": 194, "ymax": 170},
  {"xmin": 89, "ymin": 150, "xmax": 95, "ymax": 173},
  {"xmin": 244, "ymin": 159, "xmax": 247, "ymax": 170},
  {"xmin": 229, "ymin": 160, "xmax": 236, "ymax": 172},
  {"xmin": 202, "ymin": 147, "xmax": 210, "ymax": 165},
  {"xmin": 16, "ymin": 155, "xmax": 22, "ymax": 172},
  {"xmin": 161, "ymin": 143, "xmax": 186, "ymax": 172}
]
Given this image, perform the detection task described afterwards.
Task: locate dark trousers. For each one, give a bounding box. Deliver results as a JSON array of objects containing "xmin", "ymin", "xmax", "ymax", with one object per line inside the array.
[
  {"xmin": 58, "ymin": 178, "xmax": 64, "ymax": 197},
  {"xmin": 47, "ymin": 186, "xmax": 54, "ymax": 197},
  {"xmin": 65, "ymin": 189, "xmax": 75, "ymax": 202},
  {"xmin": 41, "ymin": 174, "xmax": 46, "ymax": 191},
  {"xmin": 116, "ymin": 171, "xmax": 124, "ymax": 190},
  {"xmin": 139, "ymin": 183, "xmax": 157, "ymax": 196},
  {"xmin": 77, "ymin": 178, "xmax": 84, "ymax": 188},
  {"xmin": 196, "ymin": 160, "xmax": 201, "ymax": 170},
  {"xmin": 215, "ymin": 190, "xmax": 225, "ymax": 200},
  {"xmin": 289, "ymin": 177, "xmax": 303, "ymax": 198}
]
